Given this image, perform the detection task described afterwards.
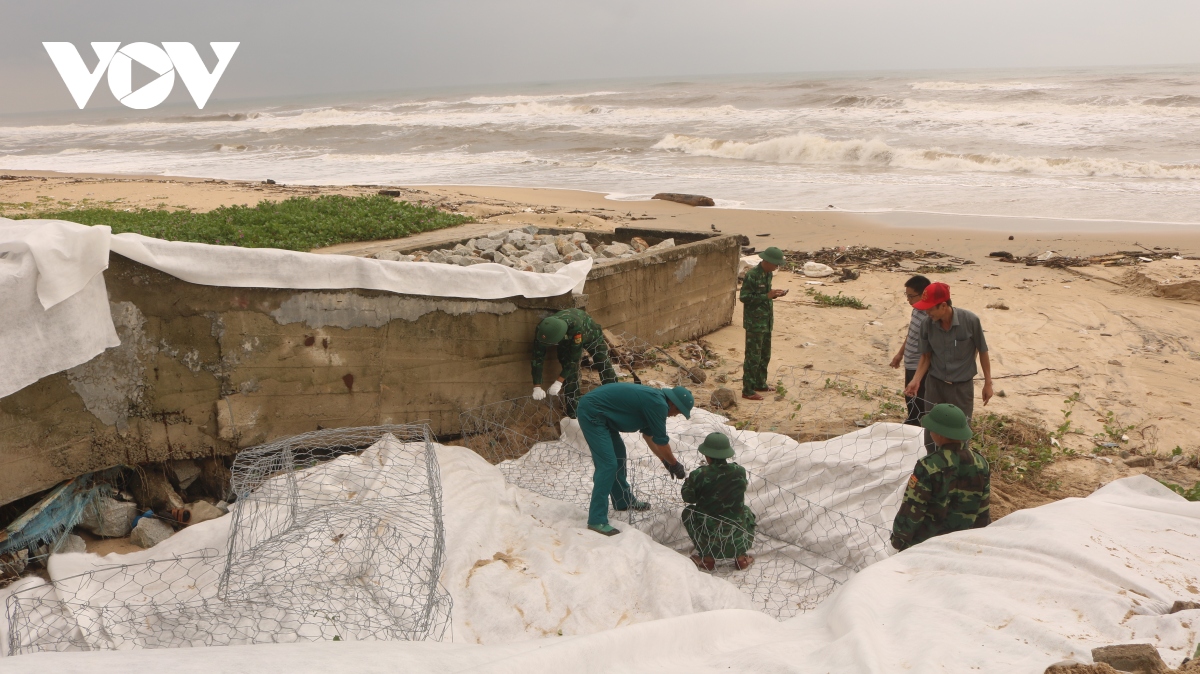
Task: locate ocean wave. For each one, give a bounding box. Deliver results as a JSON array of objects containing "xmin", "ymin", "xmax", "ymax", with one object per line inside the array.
[
  {"xmin": 910, "ymin": 81, "xmax": 1068, "ymax": 92},
  {"xmin": 464, "ymin": 91, "xmax": 622, "ymax": 105},
  {"xmin": 1142, "ymin": 94, "xmax": 1200, "ymax": 107},
  {"xmin": 162, "ymin": 112, "xmax": 261, "ymax": 123},
  {"xmin": 652, "ymin": 132, "xmax": 1200, "ymax": 179},
  {"xmin": 828, "ymin": 95, "xmax": 903, "ymax": 109}
]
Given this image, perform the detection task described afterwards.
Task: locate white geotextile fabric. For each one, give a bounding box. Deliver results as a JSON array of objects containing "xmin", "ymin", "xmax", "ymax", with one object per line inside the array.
[
  {"xmin": 7, "ymin": 474, "xmax": 1200, "ymax": 673},
  {"xmin": 0, "ymin": 218, "xmax": 592, "ymax": 398},
  {"xmin": 0, "ymin": 440, "xmax": 746, "ymax": 655}
]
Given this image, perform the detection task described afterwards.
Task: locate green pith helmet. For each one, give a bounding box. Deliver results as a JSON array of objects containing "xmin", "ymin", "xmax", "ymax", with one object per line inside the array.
[
  {"xmin": 920, "ymin": 403, "xmax": 973, "ymax": 442},
  {"xmin": 697, "ymin": 432, "xmax": 734, "ymax": 459},
  {"xmin": 663, "ymin": 386, "xmax": 694, "ymax": 419},
  {"xmin": 758, "ymin": 246, "xmax": 785, "ymax": 266},
  {"xmin": 536, "ymin": 316, "xmax": 568, "ymax": 345}
]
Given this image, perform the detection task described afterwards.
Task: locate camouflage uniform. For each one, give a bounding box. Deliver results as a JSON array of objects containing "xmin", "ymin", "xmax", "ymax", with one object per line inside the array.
[
  {"xmin": 531, "ymin": 308, "xmax": 617, "ymax": 417},
  {"xmin": 890, "ymin": 442, "xmax": 991, "ymax": 551},
  {"xmin": 740, "ymin": 264, "xmax": 774, "ymax": 395},
  {"xmin": 681, "ymin": 461, "xmax": 757, "ymax": 559}
]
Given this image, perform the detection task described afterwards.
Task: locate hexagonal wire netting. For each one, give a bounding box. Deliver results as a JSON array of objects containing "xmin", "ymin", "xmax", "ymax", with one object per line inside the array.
[
  {"xmin": 461, "ymin": 357, "xmax": 929, "ymax": 620},
  {"xmin": 6, "ymin": 425, "xmax": 451, "ymax": 655}
]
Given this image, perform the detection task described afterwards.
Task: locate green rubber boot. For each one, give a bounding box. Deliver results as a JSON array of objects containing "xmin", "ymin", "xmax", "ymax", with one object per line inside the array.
[{"xmin": 615, "ymin": 500, "xmax": 651, "ymax": 512}]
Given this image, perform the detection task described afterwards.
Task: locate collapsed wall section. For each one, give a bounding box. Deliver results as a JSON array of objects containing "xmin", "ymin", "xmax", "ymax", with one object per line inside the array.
[{"xmin": 0, "ymin": 228, "xmax": 738, "ymax": 507}]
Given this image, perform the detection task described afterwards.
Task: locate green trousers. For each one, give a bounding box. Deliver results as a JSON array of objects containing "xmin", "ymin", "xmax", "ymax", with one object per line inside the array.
[{"xmin": 742, "ymin": 331, "xmax": 772, "ymax": 395}]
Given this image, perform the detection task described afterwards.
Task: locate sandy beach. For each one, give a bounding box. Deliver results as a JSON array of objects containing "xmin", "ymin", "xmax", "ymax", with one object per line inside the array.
[{"xmin": 3, "ymin": 170, "xmax": 1200, "ymax": 515}]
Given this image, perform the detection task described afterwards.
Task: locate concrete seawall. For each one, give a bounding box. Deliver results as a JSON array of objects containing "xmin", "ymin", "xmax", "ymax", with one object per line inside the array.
[{"xmin": 0, "ymin": 228, "xmax": 738, "ymax": 505}]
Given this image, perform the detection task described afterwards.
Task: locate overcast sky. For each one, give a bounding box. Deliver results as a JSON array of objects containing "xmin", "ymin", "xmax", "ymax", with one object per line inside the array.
[{"xmin": 3, "ymin": 0, "xmax": 1200, "ymax": 115}]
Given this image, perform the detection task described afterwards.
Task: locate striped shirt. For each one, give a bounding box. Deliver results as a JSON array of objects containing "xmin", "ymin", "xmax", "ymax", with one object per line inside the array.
[{"xmin": 904, "ymin": 308, "xmax": 925, "ymax": 370}]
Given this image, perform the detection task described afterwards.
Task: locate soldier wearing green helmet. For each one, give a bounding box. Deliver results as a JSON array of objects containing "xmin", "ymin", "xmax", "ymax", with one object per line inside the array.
[
  {"xmin": 740, "ymin": 246, "xmax": 788, "ymax": 401},
  {"xmin": 682, "ymin": 432, "xmax": 757, "ymax": 571},
  {"xmin": 890, "ymin": 403, "xmax": 991, "ymax": 551},
  {"xmin": 531, "ymin": 308, "xmax": 618, "ymax": 417}
]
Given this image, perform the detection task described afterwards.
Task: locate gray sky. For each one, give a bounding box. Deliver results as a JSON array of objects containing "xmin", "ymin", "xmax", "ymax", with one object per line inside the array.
[{"xmin": 3, "ymin": 0, "xmax": 1200, "ymax": 115}]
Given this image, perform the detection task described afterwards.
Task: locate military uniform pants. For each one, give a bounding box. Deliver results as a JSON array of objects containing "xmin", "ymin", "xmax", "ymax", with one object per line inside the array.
[
  {"xmin": 560, "ymin": 337, "xmax": 618, "ymax": 418},
  {"xmin": 576, "ymin": 400, "xmax": 635, "ymax": 526},
  {"xmin": 742, "ymin": 331, "xmax": 772, "ymax": 395},
  {"xmin": 921, "ymin": 378, "xmax": 975, "ymax": 453}
]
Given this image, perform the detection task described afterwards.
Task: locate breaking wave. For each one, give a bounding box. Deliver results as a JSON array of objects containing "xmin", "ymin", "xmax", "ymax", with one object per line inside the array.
[
  {"xmin": 653, "ymin": 132, "xmax": 1200, "ymax": 179},
  {"xmin": 910, "ymin": 81, "xmax": 1068, "ymax": 92}
]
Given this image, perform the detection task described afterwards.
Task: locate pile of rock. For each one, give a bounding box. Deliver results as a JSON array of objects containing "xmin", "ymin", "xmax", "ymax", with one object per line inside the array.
[{"xmin": 372, "ymin": 226, "xmax": 676, "ymax": 272}]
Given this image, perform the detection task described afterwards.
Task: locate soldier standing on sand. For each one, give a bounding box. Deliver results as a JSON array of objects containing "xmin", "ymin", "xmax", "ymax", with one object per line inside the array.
[
  {"xmin": 890, "ymin": 403, "xmax": 991, "ymax": 551},
  {"xmin": 531, "ymin": 308, "xmax": 618, "ymax": 417},
  {"xmin": 740, "ymin": 247, "xmax": 788, "ymax": 401}
]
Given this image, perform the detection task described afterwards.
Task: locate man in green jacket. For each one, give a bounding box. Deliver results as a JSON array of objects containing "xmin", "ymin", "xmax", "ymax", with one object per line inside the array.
[
  {"xmin": 682, "ymin": 432, "xmax": 756, "ymax": 571},
  {"xmin": 890, "ymin": 403, "xmax": 991, "ymax": 551},
  {"xmin": 576, "ymin": 383, "xmax": 693, "ymax": 536},
  {"xmin": 531, "ymin": 308, "xmax": 618, "ymax": 417},
  {"xmin": 740, "ymin": 247, "xmax": 788, "ymax": 400}
]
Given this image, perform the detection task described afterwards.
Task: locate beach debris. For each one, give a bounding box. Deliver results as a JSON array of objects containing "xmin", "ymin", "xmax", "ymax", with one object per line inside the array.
[
  {"xmin": 651, "ymin": 192, "xmax": 715, "ymax": 207},
  {"xmin": 986, "ymin": 301, "xmax": 1010, "ymax": 310},
  {"xmin": 130, "ymin": 517, "xmax": 174, "ymax": 549},
  {"xmin": 378, "ymin": 189, "xmax": 403, "ymax": 197},
  {"xmin": 78, "ymin": 496, "xmax": 139, "ymax": 538},
  {"xmin": 263, "ymin": 179, "xmax": 276, "ymax": 185},
  {"xmin": 983, "ymin": 284, "xmax": 1001, "ymax": 289},
  {"xmin": 803, "ymin": 261, "xmax": 835, "ymax": 278},
  {"xmin": 840, "ymin": 268, "xmax": 860, "ymax": 281},
  {"xmin": 1038, "ymin": 251, "xmax": 1058, "ymax": 261},
  {"xmin": 988, "ymin": 251, "xmax": 1014, "ymax": 259},
  {"xmin": 0, "ymin": 469, "xmax": 120, "ymax": 559},
  {"xmin": 1108, "ymin": 360, "xmax": 1123, "ymax": 366},
  {"xmin": 1008, "ymin": 235, "xmax": 1014, "ymax": 240},
  {"xmin": 1090, "ymin": 644, "xmax": 1168, "ymax": 674},
  {"xmin": 1, "ymin": 550, "xmax": 29, "ymax": 581},
  {"xmin": 1123, "ymin": 456, "xmax": 1154, "ymax": 468},
  {"xmin": 710, "ymin": 388, "xmax": 737, "ymax": 410},
  {"xmin": 756, "ymin": 233, "xmax": 771, "ymax": 237}
]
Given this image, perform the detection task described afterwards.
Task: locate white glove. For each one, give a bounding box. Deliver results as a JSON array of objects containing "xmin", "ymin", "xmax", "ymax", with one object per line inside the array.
[
  {"xmin": 613, "ymin": 364, "xmax": 625, "ymax": 377},
  {"xmin": 548, "ymin": 381, "xmax": 563, "ymax": 396},
  {"xmin": 532, "ymin": 386, "xmax": 546, "ymax": 400}
]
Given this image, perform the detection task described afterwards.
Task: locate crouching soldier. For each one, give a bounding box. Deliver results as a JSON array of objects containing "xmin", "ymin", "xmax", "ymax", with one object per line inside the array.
[
  {"xmin": 531, "ymin": 308, "xmax": 618, "ymax": 417},
  {"xmin": 682, "ymin": 432, "xmax": 756, "ymax": 570},
  {"xmin": 890, "ymin": 403, "xmax": 991, "ymax": 551}
]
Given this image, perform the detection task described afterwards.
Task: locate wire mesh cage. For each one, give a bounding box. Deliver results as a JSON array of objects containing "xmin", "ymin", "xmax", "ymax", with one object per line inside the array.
[
  {"xmin": 6, "ymin": 424, "xmax": 453, "ymax": 655},
  {"xmin": 460, "ymin": 366, "xmax": 927, "ymax": 620}
]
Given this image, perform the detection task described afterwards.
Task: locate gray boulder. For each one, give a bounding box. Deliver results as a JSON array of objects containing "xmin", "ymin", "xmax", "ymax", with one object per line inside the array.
[
  {"xmin": 475, "ymin": 237, "xmax": 502, "ymax": 252},
  {"xmin": 374, "ymin": 250, "xmax": 402, "ymax": 261},
  {"xmin": 130, "ymin": 517, "xmax": 174, "ymax": 549},
  {"xmin": 52, "ymin": 534, "xmax": 87, "ymax": 555},
  {"xmin": 579, "ymin": 242, "xmax": 596, "ymax": 256},
  {"xmin": 646, "ymin": 238, "xmax": 676, "ymax": 253},
  {"xmin": 500, "ymin": 243, "xmax": 520, "ymax": 256},
  {"xmin": 603, "ymin": 242, "xmax": 632, "ymax": 258},
  {"xmin": 427, "ymin": 249, "xmax": 449, "ymax": 264},
  {"xmin": 78, "ymin": 496, "xmax": 140, "ymax": 538},
  {"xmin": 167, "ymin": 459, "xmax": 201, "ymax": 490},
  {"xmin": 570, "ymin": 232, "xmax": 587, "ymax": 244}
]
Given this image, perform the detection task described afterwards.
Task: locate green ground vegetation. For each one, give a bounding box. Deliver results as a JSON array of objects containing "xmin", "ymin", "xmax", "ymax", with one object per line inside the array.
[
  {"xmin": 12, "ymin": 195, "xmax": 472, "ymax": 251},
  {"xmin": 805, "ymin": 287, "xmax": 869, "ymax": 309},
  {"xmin": 972, "ymin": 412, "xmax": 1058, "ymax": 486},
  {"xmin": 1158, "ymin": 480, "xmax": 1200, "ymax": 501}
]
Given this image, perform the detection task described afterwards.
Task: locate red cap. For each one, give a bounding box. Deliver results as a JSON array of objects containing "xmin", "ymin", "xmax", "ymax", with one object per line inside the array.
[{"xmin": 912, "ymin": 282, "xmax": 950, "ymax": 310}]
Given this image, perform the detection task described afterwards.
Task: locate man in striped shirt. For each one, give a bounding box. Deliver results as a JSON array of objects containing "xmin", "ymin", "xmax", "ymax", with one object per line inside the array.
[{"xmin": 890, "ymin": 275, "xmax": 931, "ymax": 426}]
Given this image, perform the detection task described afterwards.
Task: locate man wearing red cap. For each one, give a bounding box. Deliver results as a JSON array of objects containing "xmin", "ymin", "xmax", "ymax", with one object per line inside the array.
[{"xmin": 904, "ymin": 282, "xmax": 993, "ymax": 452}]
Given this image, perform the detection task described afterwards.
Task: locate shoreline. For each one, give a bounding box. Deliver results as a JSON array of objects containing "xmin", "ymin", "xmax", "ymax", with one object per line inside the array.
[
  {"xmin": 3, "ymin": 168, "xmax": 1200, "ymax": 512},
  {"xmin": 3, "ymin": 170, "xmax": 1200, "ymax": 260}
]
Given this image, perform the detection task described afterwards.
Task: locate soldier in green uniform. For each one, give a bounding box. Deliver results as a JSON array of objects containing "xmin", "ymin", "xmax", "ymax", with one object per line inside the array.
[
  {"xmin": 576, "ymin": 383, "xmax": 693, "ymax": 536},
  {"xmin": 740, "ymin": 247, "xmax": 788, "ymax": 400},
  {"xmin": 531, "ymin": 308, "xmax": 618, "ymax": 417},
  {"xmin": 890, "ymin": 403, "xmax": 991, "ymax": 551},
  {"xmin": 682, "ymin": 433, "xmax": 756, "ymax": 571}
]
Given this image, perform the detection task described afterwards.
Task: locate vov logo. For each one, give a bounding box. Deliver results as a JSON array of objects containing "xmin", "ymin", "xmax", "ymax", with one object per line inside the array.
[{"xmin": 43, "ymin": 42, "xmax": 239, "ymax": 110}]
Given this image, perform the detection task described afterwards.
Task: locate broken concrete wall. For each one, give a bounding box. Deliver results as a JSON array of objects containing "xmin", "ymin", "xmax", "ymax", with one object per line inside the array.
[
  {"xmin": 0, "ymin": 254, "xmax": 574, "ymax": 506},
  {"xmin": 0, "ymin": 228, "xmax": 738, "ymax": 507},
  {"xmin": 580, "ymin": 230, "xmax": 739, "ymax": 343}
]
